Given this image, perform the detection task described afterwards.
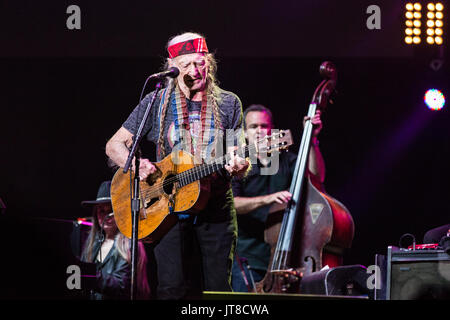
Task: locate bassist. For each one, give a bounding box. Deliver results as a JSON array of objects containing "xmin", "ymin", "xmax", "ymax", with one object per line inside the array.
[{"xmin": 231, "ymin": 104, "xmax": 325, "ymax": 292}]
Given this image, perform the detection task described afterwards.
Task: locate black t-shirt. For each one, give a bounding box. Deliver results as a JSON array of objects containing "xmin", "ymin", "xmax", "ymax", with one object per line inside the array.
[
  {"xmin": 122, "ymin": 86, "xmax": 244, "ymax": 220},
  {"xmin": 232, "ymin": 151, "xmax": 297, "ymax": 270}
]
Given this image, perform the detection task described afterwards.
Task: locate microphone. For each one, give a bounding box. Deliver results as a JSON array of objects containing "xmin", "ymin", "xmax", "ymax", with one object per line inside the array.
[{"xmin": 148, "ymin": 67, "xmax": 180, "ymax": 79}]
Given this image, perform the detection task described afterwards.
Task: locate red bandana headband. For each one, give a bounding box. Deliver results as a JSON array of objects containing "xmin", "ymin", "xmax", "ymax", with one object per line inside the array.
[{"xmin": 167, "ymin": 38, "xmax": 209, "ymax": 59}]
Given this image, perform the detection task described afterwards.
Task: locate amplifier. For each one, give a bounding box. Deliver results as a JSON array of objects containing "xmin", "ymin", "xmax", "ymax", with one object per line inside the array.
[
  {"xmin": 385, "ymin": 246, "xmax": 450, "ymax": 300},
  {"xmin": 299, "ymin": 265, "xmax": 370, "ymax": 298}
]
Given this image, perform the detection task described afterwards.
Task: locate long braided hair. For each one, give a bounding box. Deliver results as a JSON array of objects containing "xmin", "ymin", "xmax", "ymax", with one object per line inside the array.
[{"xmin": 157, "ymin": 32, "xmax": 223, "ymax": 158}]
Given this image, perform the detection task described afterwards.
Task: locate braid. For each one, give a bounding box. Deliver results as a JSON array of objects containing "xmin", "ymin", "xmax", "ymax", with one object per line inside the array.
[
  {"xmin": 210, "ymin": 90, "xmax": 222, "ymax": 129},
  {"xmin": 157, "ymin": 80, "xmax": 174, "ymax": 158},
  {"xmin": 206, "ymin": 52, "xmax": 223, "ymax": 157}
]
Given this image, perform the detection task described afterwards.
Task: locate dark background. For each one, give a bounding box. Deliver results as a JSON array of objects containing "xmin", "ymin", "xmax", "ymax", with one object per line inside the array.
[{"xmin": 0, "ymin": 0, "xmax": 448, "ymax": 298}]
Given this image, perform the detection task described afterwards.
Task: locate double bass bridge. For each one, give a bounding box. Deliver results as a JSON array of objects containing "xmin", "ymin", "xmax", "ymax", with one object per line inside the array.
[{"xmin": 270, "ymin": 268, "xmax": 305, "ymax": 292}]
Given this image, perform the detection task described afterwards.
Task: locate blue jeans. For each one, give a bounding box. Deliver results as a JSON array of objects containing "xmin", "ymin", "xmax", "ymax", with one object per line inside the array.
[{"xmin": 231, "ymin": 256, "xmax": 266, "ymax": 292}]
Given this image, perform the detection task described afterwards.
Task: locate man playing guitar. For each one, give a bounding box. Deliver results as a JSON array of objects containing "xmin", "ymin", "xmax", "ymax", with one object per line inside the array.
[{"xmin": 106, "ymin": 32, "xmax": 249, "ymax": 299}]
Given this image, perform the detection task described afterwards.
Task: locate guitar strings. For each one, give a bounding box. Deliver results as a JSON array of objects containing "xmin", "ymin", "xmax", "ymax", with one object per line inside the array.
[
  {"xmin": 170, "ymin": 131, "xmax": 285, "ymax": 188},
  {"xmin": 141, "ymin": 144, "xmax": 253, "ymax": 200},
  {"xmin": 140, "ymin": 132, "xmax": 285, "ymax": 201},
  {"xmin": 141, "ymin": 133, "xmax": 286, "ymax": 200}
]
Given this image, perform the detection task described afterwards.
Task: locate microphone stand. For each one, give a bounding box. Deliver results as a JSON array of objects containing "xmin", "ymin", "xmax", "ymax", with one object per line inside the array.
[{"xmin": 123, "ymin": 81, "xmax": 162, "ymax": 300}]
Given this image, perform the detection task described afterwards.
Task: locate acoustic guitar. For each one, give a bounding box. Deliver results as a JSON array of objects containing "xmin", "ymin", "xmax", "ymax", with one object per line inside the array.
[{"xmin": 111, "ymin": 130, "xmax": 293, "ymax": 243}]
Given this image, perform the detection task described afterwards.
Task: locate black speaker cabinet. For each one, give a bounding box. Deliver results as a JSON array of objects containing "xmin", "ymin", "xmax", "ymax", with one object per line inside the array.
[
  {"xmin": 386, "ymin": 246, "xmax": 450, "ymax": 300},
  {"xmin": 299, "ymin": 265, "xmax": 370, "ymax": 298}
]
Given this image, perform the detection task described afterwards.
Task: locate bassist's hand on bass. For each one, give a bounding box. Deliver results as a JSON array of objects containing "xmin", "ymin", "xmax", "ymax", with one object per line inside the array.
[
  {"xmin": 268, "ymin": 190, "xmax": 292, "ymax": 205},
  {"xmin": 303, "ymin": 110, "xmax": 323, "ymax": 137}
]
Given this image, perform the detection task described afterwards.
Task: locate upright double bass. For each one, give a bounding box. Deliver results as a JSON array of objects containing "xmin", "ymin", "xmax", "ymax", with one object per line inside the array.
[{"xmin": 257, "ymin": 62, "xmax": 354, "ymax": 293}]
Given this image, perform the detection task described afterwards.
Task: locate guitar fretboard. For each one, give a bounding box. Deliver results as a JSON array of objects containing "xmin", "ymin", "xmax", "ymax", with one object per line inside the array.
[{"xmin": 176, "ymin": 144, "xmax": 252, "ymax": 187}]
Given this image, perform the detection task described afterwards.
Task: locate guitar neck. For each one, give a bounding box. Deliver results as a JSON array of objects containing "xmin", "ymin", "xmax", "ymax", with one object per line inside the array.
[
  {"xmin": 175, "ymin": 130, "xmax": 292, "ymax": 188},
  {"xmin": 177, "ymin": 144, "xmax": 253, "ymax": 187}
]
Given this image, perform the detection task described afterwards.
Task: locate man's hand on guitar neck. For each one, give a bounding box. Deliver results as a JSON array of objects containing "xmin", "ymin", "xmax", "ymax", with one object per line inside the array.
[{"xmin": 225, "ymin": 148, "xmax": 249, "ymax": 178}]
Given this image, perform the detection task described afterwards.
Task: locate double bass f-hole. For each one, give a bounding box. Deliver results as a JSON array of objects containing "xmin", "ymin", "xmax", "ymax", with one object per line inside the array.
[{"xmin": 303, "ymin": 256, "xmax": 316, "ymax": 274}]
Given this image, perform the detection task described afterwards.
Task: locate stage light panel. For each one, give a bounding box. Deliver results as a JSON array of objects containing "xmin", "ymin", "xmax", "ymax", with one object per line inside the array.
[{"xmin": 405, "ymin": 2, "xmax": 444, "ymax": 45}]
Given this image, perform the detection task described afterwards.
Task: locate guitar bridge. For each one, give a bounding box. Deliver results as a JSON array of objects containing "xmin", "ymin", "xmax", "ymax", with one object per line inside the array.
[{"xmin": 139, "ymin": 199, "xmax": 147, "ymax": 220}]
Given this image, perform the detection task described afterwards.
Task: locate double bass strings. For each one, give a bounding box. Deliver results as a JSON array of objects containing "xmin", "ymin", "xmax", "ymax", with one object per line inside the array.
[{"xmin": 272, "ymin": 107, "xmax": 316, "ymax": 271}]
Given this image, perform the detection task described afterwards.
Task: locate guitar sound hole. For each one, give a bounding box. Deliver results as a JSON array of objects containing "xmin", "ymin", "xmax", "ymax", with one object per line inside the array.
[{"xmin": 162, "ymin": 174, "xmax": 176, "ymax": 195}]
